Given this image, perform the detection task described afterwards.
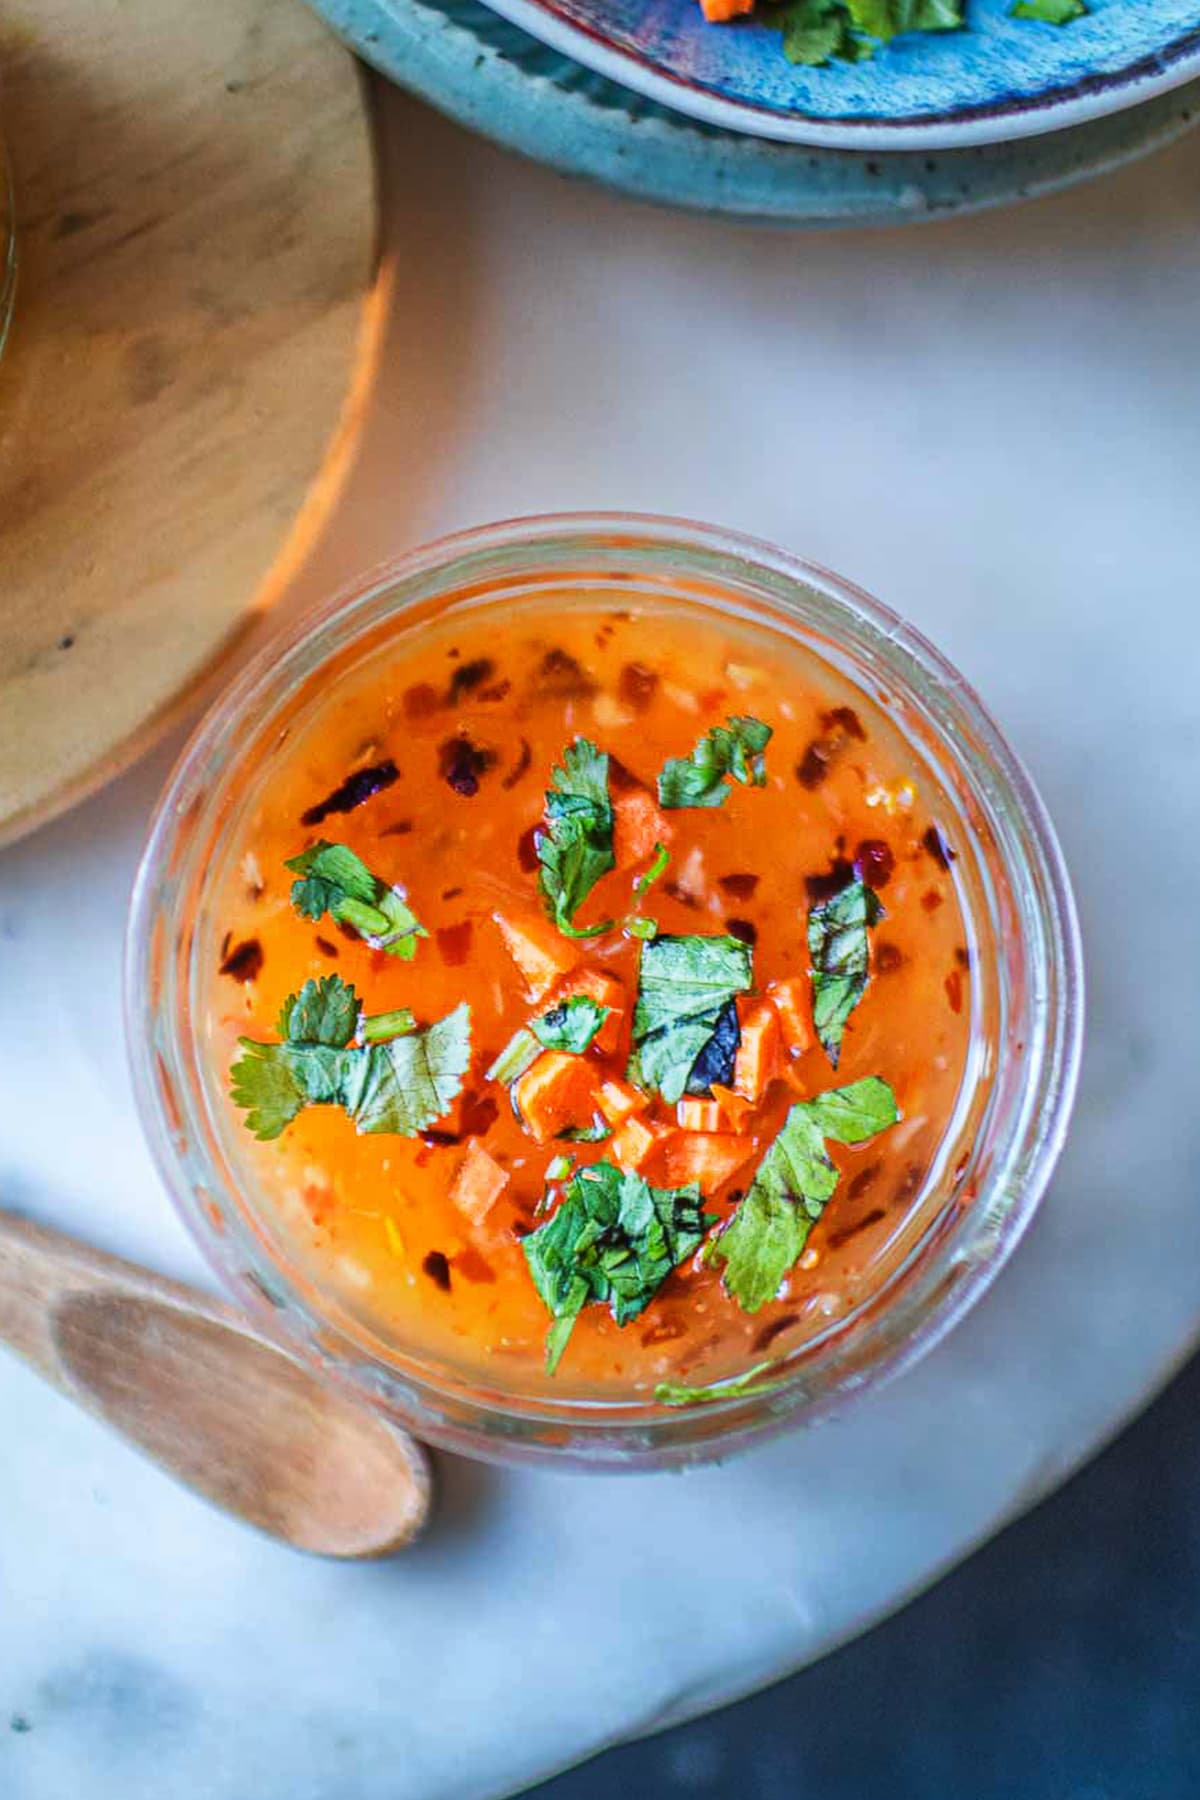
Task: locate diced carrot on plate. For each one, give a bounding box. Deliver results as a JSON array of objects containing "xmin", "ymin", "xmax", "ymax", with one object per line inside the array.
[
  {"xmin": 733, "ymin": 1001, "xmax": 782, "ymax": 1102},
  {"xmin": 450, "ymin": 1141, "xmax": 509, "ymax": 1226},
  {"xmin": 676, "ymin": 1098, "xmax": 725, "ymax": 1133},
  {"xmin": 700, "ymin": 0, "xmax": 754, "ymax": 20},
  {"xmin": 613, "ymin": 788, "xmax": 673, "ymax": 870},
  {"xmin": 513, "ymin": 1051, "xmax": 600, "ymax": 1144},
  {"xmin": 767, "ymin": 977, "xmax": 811, "ymax": 1055},
  {"xmin": 708, "ymin": 1083, "xmax": 757, "ymax": 1131},
  {"xmin": 610, "ymin": 1114, "xmax": 670, "ymax": 1174},
  {"xmin": 648, "ymin": 1130, "xmax": 756, "ymax": 1195},
  {"xmin": 494, "ymin": 912, "xmax": 576, "ymax": 1002}
]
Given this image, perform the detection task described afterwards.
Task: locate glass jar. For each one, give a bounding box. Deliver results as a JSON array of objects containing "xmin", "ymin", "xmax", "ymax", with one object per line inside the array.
[{"xmin": 126, "ymin": 515, "xmax": 1083, "ymax": 1469}]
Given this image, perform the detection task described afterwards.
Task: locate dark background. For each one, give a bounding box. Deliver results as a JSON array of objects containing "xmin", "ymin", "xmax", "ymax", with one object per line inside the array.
[{"xmin": 530, "ymin": 1350, "xmax": 1200, "ymax": 1800}]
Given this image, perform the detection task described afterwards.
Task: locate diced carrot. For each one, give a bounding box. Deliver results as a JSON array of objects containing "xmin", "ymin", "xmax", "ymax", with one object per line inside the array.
[
  {"xmin": 676, "ymin": 1098, "xmax": 725, "ymax": 1133},
  {"xmin": 700, "ymin": 0, "xmax": 754, "ymax": 21},
  {"xmin": 767, "ymin": 977, "xmax": 811, "ymax": 1056},
  {"xmin": 733, "ymin": 1001, "xmax": 782, "ymax": 1103},
  {"xmin": 449, "ymin": 1141, "xmax": 510, "ymax": 1226},
  {"xmin": 708, "ymin": 1083, "xmax": 757, "ymax": 1131},
  {"xmin": 494, "ymin": 912, "xmax": 576, "ymax": 1002},
  {"xmin": 598, "ymin": 1077, "xmax": 649, "ymax": 1127},
  {"xmin": 552, "ymin": 967, "xmax": 625, "ymax": 1057},
  {"xmin": 647, "ymin": 1131, "xmax": 756, "ymax": 1194},
  {"xmin": 610, "ymin": 1114, "xmax": 670, "ymax": 1174},
  {"xmin": 613, "ymin": 788, "xmax": 673, "ymax": 870},
  {"xmin": 513, "ymin": 1051, "xmax": 600, "ymax": 1144}
]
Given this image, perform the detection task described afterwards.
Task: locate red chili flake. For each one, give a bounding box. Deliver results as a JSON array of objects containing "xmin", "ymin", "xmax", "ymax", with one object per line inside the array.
[
  {"xmin": 874, "ymin": 942, "xmax": 903, "ymax": 974},
  {"xmin": 922, "ymin": 824, "xmax": 956, "ymax": 870},
  {"xmin": 314, "ymin": 936, "xmax": 339, "ymax": 958},
  {"xmin": 663, "ymin": 880, "xmax": 701, "ymax": 911},
  {"xmin": 846, "ymin": 1160, "xmax": 882, "ymax": 1201},
  {"xmin": 517, "ymin": 823, "xmax": 540, "ymax": 873},
  {"xmin": 421, "ymin": 1127, "xmax": 460, "ymax": 1148},
  {"xmin": 618, "ymin": 662, "xmax": 659, "ymax": 711},
  {"xmin": 854, "ymin": 838, "xmax": 895, "ymax": 888},
  {"xmin": 822, "ymin": 705, "xmax": 866, "ymax": 742},
  {"xmin": 380, "ymin": 818, "xmax": 414, "ymax": 837},
  {"xmin": 479, "ymin": 680, "xmax": 511, "ymax": 704},
  {"xmin": 502, "ymin": 737, "xmax": 532, "ymax": 792},
  {"xmin": 445, "ymin": 657, "xmax": 496, "ymax": 704},
  {"xmin": 640, "ymin": 1314, "xmax": 688, "ymax": 1347},
  {"xmin": 422, "ymin": 1251, "xmax": 452, "ymax": 1292},
  {"xmin": 718, "ymin": 872, "xmax": 759, "ymax": 900},
  {"xmin": 453, "ymin": 1247, "xmax": 496, "ymax": 1284},
  {"xmin": 921, "ymin": 889, "xmax": 945, "ymax": 912},
  {"xmin": 726, "ymin": 918, "xmax": 757, "ymax": 947},
  {"xmin": 537, "ymin": 647, "xmax": 596, "ymax": 698},
  {"xmin": 796, "ymin": 741, "xmax": 834, "ymax": 790},
  {"xmin": 827, "ymin": 1207, "xmax": 887, "ymax": 1250},
  {"xmin": 436, "ymin": 920, "xmax": 473, "ymax": 967},
  {"xmin": 460, "ymin": 1091, "xmax": 500, "ymax": 1137},
  {"xmin": 300, "ymin": 759, "xmax": 399, "ymax": 828},
  {"xmin": 954, "ymin": 945, "xmax": 971, "ymax": 970},
  {"xmin": 892, "ymin": 1163, "xmax": 925, "ymax": 1209},
  {"xmin": 752, "ymin": 1311, "xmax": 800, "ymax": 1353},
  {"xmin": 945, "ymin": 968, "xmax": 964, "ymax": 1014},
  {"xmin": 438, "ymin": 735, "xmax": 496, "ymax": 797},
  {"xmin": 804, "ymin": 857, "xmax": 855, "ymax": 903},
  {"xmin": 219, "ymin": 938, "xmax": 263, "ymax": 982},
  {"xmin": 403, "ymin": 683, "xmax": 441, "ymax": 719}
]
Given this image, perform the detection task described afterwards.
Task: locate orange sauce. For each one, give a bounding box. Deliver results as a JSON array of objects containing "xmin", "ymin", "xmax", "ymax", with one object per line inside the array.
[{"xmin": 202, "ymin": 592, "xmax": 973, "ymax": 1397}]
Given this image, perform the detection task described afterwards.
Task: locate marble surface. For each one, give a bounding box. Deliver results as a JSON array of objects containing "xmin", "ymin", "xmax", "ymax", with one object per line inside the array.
[{"xmin": 3, "ymin": 83, "xmax": 1200, "ymax": 1800}]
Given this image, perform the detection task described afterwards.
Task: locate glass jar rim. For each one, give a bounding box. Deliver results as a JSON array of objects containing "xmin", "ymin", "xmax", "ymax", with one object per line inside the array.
[{"xmin": 126, "ymin": 512, "xmax": 1084, "ymax": 1469}]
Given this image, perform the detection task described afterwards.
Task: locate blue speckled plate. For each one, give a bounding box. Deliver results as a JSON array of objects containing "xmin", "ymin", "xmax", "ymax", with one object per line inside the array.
[
  {"xmin": 472, "ymin": 0, "xmax": 1200, "ymax": 148},
  {"xmin": 311, "ymin": 0, "xmax": 1199, "ymax": 226}
]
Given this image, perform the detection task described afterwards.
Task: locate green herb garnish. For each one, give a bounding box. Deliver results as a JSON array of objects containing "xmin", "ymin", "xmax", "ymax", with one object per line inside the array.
[
  {"xmin": 627, "ymin": 916, "xmax": 658, "ymax": 941},
  {"xmin": 486, "ymin": 1028, "xmax": 542, "ymax": 1086},
  {"xmin": 635, "ymin": 842, "xmax": 671, "ymax": 899},
  {"xmin": 230, "ymin": 974, "xmax": 470, "ymax": 1141},
  {"xmin": 1010, "ymin": 0, "xmax": 1085, "ymax": 19},
  {"xmin": 655, "ymin": 1360, "xmax": 778, "ymax": 1407},
  {"xmin": 523, "ymin": 1161, "xmax": 712, "ymax": 1374},
  {"xmin": 536, "ymin": 738, "xmax": 615, "ymax": 939},
  {"xmin": 555, "ymin": 1119, "xmax": 613, "ymax": 1143},
  {"xmin": 767, "ymin": 0, "xmax": 961, "ymax": 66},
  {"xmin": 531, "ymin": 995, "xmax": 610, "ymax": 1055},
  {"xmin": 808, "ymin": 878, "xmax": 883, "ymax": 1067},
  {"xmin": 629, "ymin": 933, "xmax": 754, "ymax": 1105},
  {"xmin": 708, "ymin": 1077, "xmax": 898, "ymax": 1313},
  {"xmin": 657, "ymin": 717, "xmax": 772, "ymax": 810},
  {"xmin": 286, "ymin": 841, "xmax": 426, "ymax": 959}
]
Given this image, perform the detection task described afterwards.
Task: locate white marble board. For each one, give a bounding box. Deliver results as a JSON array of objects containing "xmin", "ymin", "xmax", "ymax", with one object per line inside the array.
[{"xmin": 2, "ymin": 82, "xmax": 1199, "ymax": 1800}]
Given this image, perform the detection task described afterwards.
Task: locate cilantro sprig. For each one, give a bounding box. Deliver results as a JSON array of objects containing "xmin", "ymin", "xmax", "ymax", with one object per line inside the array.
[
  {"xmin": 708, "ymin": 1077, "xmax": 898, "ymax": 1313},
  {"xmin": 536, "ymin": 738, "xmax": 616, "ymax": 939},
  {"xmin": 629, "ymin": 933, "xmax": 753, "ymax": 1104},
  {"xmin": 655, "ymin": 1360, "xmax": 778, "ymax": 1407},
  {"xmin": 658, "ymin": 717, "xmax": 772, "ymax": 810},
  {"xmin": 286, "ymin": 841, "xmax": 426, "ymax": 959},
  {"xmin": 230, "ymin": 973, "xmax": 470, "ymax": 1141},
  {"xmin": 523, "ymin": 1161, "xmax": 713, "ymax": 1373},
  {"xmin": 808, "ymin": 877, "xmax": 883, "ymax": 1066},
  {"xmin": 1010, "ymin": 0, "xmax": 1085, "ymax": 19},
  {"xmin": 531, "ymin": 995, "xmax": 610, "ymax": 1055}
]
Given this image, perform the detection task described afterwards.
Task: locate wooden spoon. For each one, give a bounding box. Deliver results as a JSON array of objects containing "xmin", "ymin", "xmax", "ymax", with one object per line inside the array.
[{"xmin": 0, "ymin": 1209, "xmax": 433, "ymax": 1556}]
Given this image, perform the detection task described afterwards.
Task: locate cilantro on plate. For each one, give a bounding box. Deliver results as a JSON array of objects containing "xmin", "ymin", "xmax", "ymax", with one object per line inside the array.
[
  {"xmin": 1009, "ymin": 0, "xmax": 1085, "ymax": 19},
  {"xmin": 808, "ymin": 877, "xmax": 883, "ymax": 1066},
  {"xmin": 230, "ymin": 973, "xmax": 470, "ymax": 1141},
  {"xmin": 531, "ymin": 994, "xmax": 610, "ymax": 1055},
  {"xmin": 657, "ymin": 717, "xmax": 772, "ymax": 810},
  {"xmin": 708, "ymin": 1076, "xmax": 899, "ymax": 1313},
  {"xmin": 523, "ymin": 1161, "xmax": 713, "ymax": 1373},
  {"xmin": 286, "ymin": 841, "xmax": 426, "ymax": 959},
  {"xmin": 654, "ymin": 1360, "xmax": 778, "ymax": 1407},
  {"xmin": 536, "ymin": 738, "xmax": 616, "ymax": 939},
  {"xmin": 629, "ymin": 933, "xmax": 754, "ymax": 1105}
]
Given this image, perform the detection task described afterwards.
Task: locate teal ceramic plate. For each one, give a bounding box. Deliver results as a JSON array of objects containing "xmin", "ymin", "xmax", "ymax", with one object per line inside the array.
[
  {"xmin": 476, "ymin": 0, "xmax": 1200, "ymax": 151},
  {"xmin": 313, "ymin": 0, "xmax": 1200, "ymax": 224}
]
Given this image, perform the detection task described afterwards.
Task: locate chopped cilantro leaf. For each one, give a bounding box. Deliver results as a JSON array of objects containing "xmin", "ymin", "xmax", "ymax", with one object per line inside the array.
[
  {"xmin": 847, "ymin": 0, "xmax": 962, "ymax": 38},
  {"xmin": 487, "ymin": 1027, "xmax": 542, "ymax": 1086},
  {"xmin": 523, "ymin": 1162, "xmax": 713, "ymax": 1373},
  {"xmin": 708, "ymin": 1077, "xmax": 898, "ymax": 1313},
  {"xmin": 635, "ymin": 842, "xmax": 671, "ymax": 899},
  {"xmin": 655, "ymin": 1360, "xmax": 777, "ymax": 1407},
  {"xmin": 531, "ymin": 995, "xmax": 610, "ymax": 1055},
  {"xmin": 286, "ymin": 841, "xmax": 426, "ymax": 959},
  {"xmin": 1010, "ymin": 0, "xmax": 1085, "ymax": 18},
  {"xmin": 808, "ymin": 877, "xmax": 884, "ymax": 1066},
  {"xmin": 231, "ymin": 988, "xmax": 470, "ymax": 1142},
  {"xmin": 766, "ymin": 0, "xmax": 962, "ymax": 64},
  {"xmin": 658, "ymin": 717, "xmax": 772, "ymax": 810},
  {"xmin": 536, "ymin": 739, "xmax": 616, "ymax": 938},
  {"xmin": 630, "ymin": 934, "xmax": 753, "ymax": 1104}
]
